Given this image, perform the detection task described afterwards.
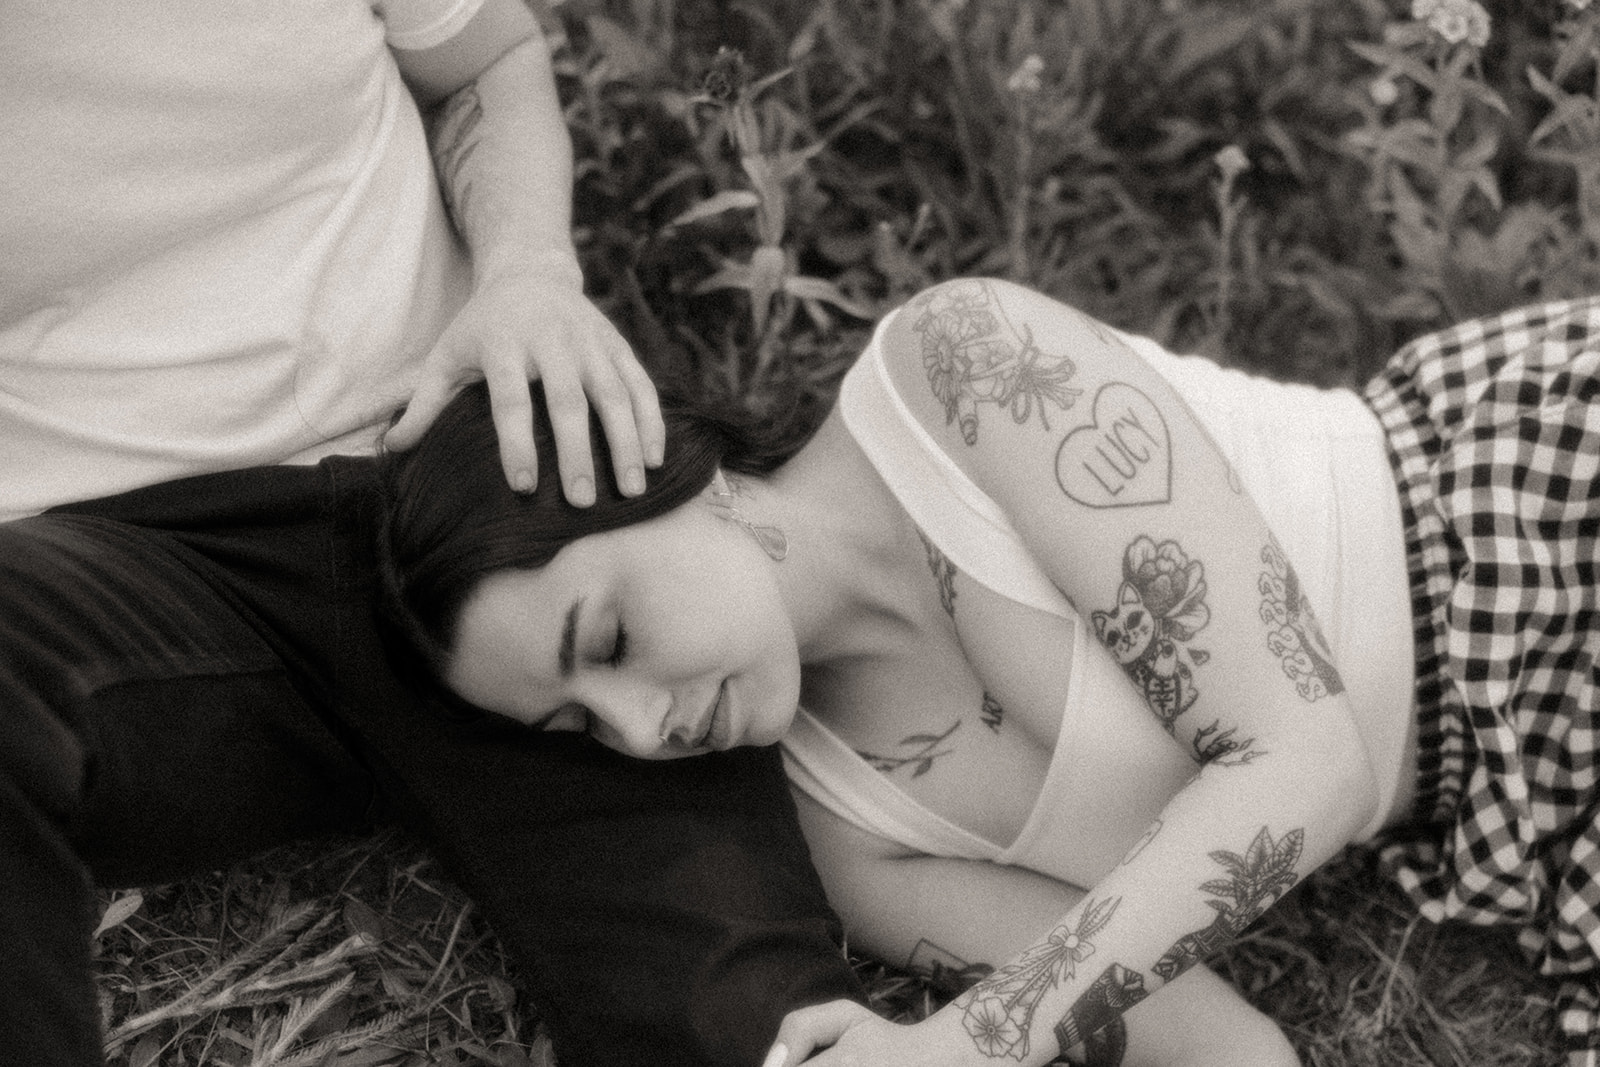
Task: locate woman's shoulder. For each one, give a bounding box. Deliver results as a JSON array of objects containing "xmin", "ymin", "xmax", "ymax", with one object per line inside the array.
[{"xmin": 867, "ymin": 279, "xmax": 1138, "ymax": 491}]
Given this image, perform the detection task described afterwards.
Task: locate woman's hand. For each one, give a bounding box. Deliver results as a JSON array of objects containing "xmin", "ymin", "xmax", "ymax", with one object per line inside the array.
[
  {"xmin": 385, "ymin": 264, "xmax": 664, "ymax": 506},
  {"xmin": 764, "ymin": 988, "xmax": 1301, "ymax": 1067},
  {"xmin": 764, "ymin": 1001, "xmax": 963, "ymax": 1067}
]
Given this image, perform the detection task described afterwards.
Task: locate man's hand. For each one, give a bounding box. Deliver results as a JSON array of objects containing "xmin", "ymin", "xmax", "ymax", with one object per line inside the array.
[
  {"xmin": 387, "ymin": 0, "xmax": 662, "ymax": 506},
  {"xmin": 384, "ymin": 264, "xmax": 664, "ymax": 507}
]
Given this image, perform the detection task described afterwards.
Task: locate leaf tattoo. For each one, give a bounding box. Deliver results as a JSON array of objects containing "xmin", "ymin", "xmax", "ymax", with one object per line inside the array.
[
  {"xmin": 1151, "ymin": 826, "xmax": 1304, "ymax": 981},
  {"xmin": 957, "ymin": 896, "xmax": 1121, "ymax": 1061},
  {"xmin": 911, "ymin": 281, "xmax": 1083, "ymax": 446},
  {"xmin": 855, "ymin": 719, "xmax": 961, "ymax": 778}
]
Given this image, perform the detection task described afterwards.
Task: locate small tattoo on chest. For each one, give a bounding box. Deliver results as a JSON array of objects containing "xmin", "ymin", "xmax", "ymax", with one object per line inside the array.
[
  {"xmin": 919, "ymin": 530, "xmax": 959, "ymax": 618},
  {"xmin": 856, "ymin": 719, "xmax": 961, "ymax": 778},
  {"xmin": 980, "ymin": 692, "xmax": 1004, "ymax": 733}
]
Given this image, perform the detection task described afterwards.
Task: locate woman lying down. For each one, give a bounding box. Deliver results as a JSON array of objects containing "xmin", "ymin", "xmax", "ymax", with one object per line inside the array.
[{"xmin": 380, "ymin": 279, "xmax": 1600, "ymax": 1067}]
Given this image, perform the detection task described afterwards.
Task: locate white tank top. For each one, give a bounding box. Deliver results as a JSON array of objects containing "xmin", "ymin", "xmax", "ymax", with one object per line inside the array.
[{"xmin": 782, "ymin": 310, "xmax": 1416, "ymax": 886}]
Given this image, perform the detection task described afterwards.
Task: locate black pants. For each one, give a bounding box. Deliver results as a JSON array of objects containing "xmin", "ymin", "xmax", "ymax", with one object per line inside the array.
[{"xmin": 0, "ymin": 456, "xmax": 860, "ymax": 1066}]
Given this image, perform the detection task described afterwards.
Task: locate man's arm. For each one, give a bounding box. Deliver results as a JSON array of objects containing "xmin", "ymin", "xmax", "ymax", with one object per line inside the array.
[{"xmin": 386, "ymin": 0, "xmax": 664, "ymax": 505}]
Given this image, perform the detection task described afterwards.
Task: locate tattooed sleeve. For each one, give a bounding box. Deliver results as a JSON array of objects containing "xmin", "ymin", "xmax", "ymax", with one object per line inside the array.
[
  {"xmin": 1257, "ymin": 534, "xmax": 1345, "ymax": 702},
  {"xmin": 955, "ymin": 897, "xmax": 1121, "ymax": 1061},
  {"xmin": 911, "ymin": 281, "xmax": 1083, "ymax": 446},
  {"xmin": 1052, "ymin": 826, "xmax": 1301, "ymax": 1063},
  {"xmin": 1090, "ymin": 536, "xmax": 1211, "ymax": 732},
  {"xmin": 429, "ymin": 84, "xmax": 484, "ymax": 233}
]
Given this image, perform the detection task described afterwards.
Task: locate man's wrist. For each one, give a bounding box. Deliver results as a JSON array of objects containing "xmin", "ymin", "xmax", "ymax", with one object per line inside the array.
[{"xmin": 477, "ymin": 247, "xmax": 585, "ymax": 291}]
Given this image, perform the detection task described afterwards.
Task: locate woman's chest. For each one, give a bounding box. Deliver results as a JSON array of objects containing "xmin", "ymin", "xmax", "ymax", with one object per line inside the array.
[{"xmin": 803, "ymin": 539, "xmax": 1194, "ymax": 883}]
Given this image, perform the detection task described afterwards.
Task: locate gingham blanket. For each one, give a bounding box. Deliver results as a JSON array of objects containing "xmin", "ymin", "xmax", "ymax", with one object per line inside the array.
[{"xmin": 1363, "ymin": 297, "xmax": 1600, "ymax": 1066}]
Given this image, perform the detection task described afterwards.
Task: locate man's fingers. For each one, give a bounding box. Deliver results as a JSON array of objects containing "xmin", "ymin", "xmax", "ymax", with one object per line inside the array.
[
  {"xmin": 484, "ymin": 358, "xmax": 541, "ymax": 494},
  {"xmin": 385, "ymin": 363, "xmax": 458, "ymax": 452},
  {"xmin": 615, "ymin": 347, "xmax": 665, "ymax": 468},
  {"xmin": 585, "ymin": 358, "xmax": 648, "ymax": 497},
  {"xmin": 538, "ymin": 366, "xmax": 597, "ymax": 507}
]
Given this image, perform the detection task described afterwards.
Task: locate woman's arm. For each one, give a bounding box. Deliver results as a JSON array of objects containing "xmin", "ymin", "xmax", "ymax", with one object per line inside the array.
[
  {"xmin": 786, "ymin": 794, "xmax": 1300, "ymax": 1067},
  {"xmin": 781, "ymin": 279, "xmax": 1374, "ymax": 1066},
  {"xmin": 385, "ymin": 0, "xmax": 664, "ymax": 504}
]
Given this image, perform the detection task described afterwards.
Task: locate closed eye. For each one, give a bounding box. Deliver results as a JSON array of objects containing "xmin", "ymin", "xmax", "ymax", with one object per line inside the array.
[{"xmin": 605, "ymin": 622, "xmax": 628, "ymax": 668}]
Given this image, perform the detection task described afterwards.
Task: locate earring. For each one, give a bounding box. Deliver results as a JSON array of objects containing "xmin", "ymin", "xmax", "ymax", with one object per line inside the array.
[{"xmin": 708, "ymin": 470, "xmax": 788, "ymax": 562}]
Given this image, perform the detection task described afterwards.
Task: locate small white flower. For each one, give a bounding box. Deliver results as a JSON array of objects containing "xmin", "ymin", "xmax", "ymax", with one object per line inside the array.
[
  {"xmin": 1214, "ymin": 144, "xmax": 1250, "ymax": 181},
  {"xmin": 1007, "ymin": 53, "xmax": 1045, "ymax": 95},
  {"xmin": 1565, "ymin": 0, "xmax": 1592, "ymax": 10},
  {"xmin": 1369, "ymin": 76, "xmax": 1400, "ymax": 106},
  {"xmin": 1417, "ymin": 0, "xmax": 1491, "ymax": 47}
]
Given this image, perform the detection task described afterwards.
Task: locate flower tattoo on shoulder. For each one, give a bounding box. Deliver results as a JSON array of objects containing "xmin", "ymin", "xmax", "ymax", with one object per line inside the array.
[{"xmin": 910, "ymin": 281, "xmax": 1083, "ymax": 446}]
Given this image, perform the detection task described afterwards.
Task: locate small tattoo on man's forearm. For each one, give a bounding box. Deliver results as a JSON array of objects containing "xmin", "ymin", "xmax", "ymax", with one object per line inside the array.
[{"xmin": 432, "ymin": 83, "xmax": 484, "ymax": 231}]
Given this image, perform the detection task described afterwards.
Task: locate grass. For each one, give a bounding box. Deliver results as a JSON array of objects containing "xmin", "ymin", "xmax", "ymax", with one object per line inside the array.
[{"xmin": 95, "ymin": 0, "xmax": 1591, "ymax": 1062}]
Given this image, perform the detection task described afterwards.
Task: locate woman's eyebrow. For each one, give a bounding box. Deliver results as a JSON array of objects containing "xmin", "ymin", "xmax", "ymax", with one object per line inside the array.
[{"xmin": 559, "ymin": 597, "xmax": 583, "ymax": 678}]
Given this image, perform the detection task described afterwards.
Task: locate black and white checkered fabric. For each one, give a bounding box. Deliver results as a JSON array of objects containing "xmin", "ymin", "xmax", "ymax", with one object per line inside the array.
[{"xmin": 1363, "ymin": 296, "xmax": 1600, "ymax": 1066}]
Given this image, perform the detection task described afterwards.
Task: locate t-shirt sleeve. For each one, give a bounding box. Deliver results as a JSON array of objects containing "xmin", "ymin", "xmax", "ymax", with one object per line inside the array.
[{"xmin": 372, "ymin": 0, "xmax": 488, "ymax": 51}]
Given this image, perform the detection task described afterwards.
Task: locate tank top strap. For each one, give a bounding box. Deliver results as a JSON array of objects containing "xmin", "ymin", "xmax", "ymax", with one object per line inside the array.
[{"xmin": 838, "ymin": 311, "xmax": 1076, "ymax": 621}]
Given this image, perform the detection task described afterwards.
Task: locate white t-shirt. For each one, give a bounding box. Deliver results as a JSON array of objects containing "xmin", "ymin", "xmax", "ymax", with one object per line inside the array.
[{"xmin": 0, "ymin": 0, "xmax": 485, "ymax": 521}]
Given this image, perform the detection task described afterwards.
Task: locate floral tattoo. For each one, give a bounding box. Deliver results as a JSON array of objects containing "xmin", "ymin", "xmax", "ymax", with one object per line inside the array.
[
  {"xmin": 1091, "ymin": 536, "xmax": 1211, "ymax": 731},
  {"xmin": 957, "ymin": 896, "xmax": 1121, "ymax": 1061},
  {"xmin": 1258, "ymin": 534, "xmax": 1345, "ymax": 702},
  {"xmin": 911, "ymin": 281, "xmax": 1083, "ymax": 445}
]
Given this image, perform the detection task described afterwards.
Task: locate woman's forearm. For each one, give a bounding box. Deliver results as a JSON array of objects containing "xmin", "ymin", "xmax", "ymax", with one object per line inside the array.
[{"xmin": 921, "ymin": 741, "xmax": 1370, "ymax": 1066}]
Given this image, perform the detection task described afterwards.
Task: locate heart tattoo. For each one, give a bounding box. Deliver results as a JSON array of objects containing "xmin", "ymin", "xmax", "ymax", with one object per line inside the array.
[{"xmin": 1055, "ymin": 383, "xmax": 1171, "ymax": 508}]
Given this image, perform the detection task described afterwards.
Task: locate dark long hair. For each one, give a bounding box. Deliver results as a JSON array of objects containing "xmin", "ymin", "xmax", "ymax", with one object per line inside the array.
[{"xmin": 377, "ymin": 377, "xmax": 794, "ymax": 687}]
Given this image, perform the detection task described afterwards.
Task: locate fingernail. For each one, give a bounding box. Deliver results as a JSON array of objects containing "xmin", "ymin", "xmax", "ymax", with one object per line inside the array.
[
  {"xmin": 512, "ymin": 469, "xmax": 535, "ymax": 493},
  {"xmin": 761, "ymin": 1044, "xmax": 787, "ymax": 1067},
  {"xmin": 569, "ymin": 475, "xmax": 595, "ymax": 506},
  {"xmin": 622, "ymin": 468, "xmax": 646, "ymax": 495}
]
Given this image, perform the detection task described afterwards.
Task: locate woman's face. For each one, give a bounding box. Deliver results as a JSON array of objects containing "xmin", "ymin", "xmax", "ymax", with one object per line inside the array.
[{"xmin": 445, "ymin": 494, "xmax": 802, "ymax": 759}]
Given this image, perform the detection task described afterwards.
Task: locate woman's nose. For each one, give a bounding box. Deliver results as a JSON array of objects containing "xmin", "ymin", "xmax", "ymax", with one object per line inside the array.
[{"xmin": 586, "ymin": 680, "xmax": 673, "ymax": 757}]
